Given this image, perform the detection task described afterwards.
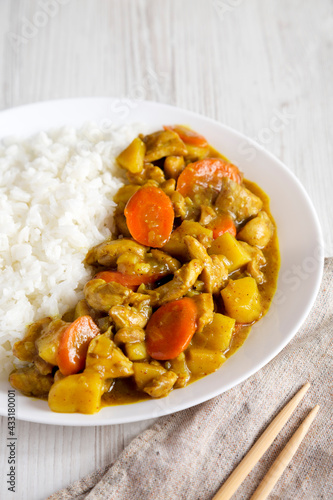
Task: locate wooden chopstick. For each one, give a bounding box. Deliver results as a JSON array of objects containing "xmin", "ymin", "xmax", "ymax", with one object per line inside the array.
[
  {"xmin": 250, "ymin": 404, "xmax": 319, "ymax": 500},
  {"xmin": 212, "ymin": 382, "xmax": 311, "ymax": 500}
]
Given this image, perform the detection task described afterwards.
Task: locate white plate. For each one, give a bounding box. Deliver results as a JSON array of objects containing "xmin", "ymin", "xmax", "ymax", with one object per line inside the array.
[{"xmin": 0, "ymin": 98, "xmax": 324, "ymax": 426}]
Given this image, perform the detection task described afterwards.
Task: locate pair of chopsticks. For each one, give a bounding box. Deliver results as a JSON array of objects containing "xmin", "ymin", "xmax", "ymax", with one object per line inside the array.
[{"xmin": 213, "ymin": 382, "xmax": 319, "ymax": 500}]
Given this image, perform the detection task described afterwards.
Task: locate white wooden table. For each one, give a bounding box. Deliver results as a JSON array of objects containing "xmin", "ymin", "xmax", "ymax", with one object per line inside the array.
[{"xmin": 0, "ymin": 1, "xmax": 332, "ymax": 498}]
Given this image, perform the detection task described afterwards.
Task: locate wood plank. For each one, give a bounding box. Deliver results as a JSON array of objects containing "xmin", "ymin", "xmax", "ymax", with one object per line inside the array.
[{"xmin": 0, "ymin": 1, "xmax": 332, "ymax": 498}]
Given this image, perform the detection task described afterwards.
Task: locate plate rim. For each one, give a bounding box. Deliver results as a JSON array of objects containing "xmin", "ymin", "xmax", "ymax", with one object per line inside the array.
[{"xmin": 0, "ymin": 97, "xmax": 324, "ymax": 426}]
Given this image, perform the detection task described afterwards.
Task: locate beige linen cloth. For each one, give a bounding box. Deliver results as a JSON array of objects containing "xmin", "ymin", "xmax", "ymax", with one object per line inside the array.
[{"xmin": 48, "ymin": 259, "xmax": 333, "ymax": 500}]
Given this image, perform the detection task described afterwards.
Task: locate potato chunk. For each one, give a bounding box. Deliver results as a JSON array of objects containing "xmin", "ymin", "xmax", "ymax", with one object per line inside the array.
[
  {"xmin": 74, "ymin": 299, "xmax": 91, "ymax": 319},
  {"xmin": 125, "ymin": 342, "xmax": 148, "ymax": 361},
  {"xmin": 208, "ymin": 232, "xmax": 251, "ymax": 273},
  {"xmin": 186, "ymin": 348, "xmax": 226, "ymax": 376},
  {"xmin": 113, "ymin": 184, "xmax": 141, "ymax": 204},
  {"xmin": 116, "ymin": 137, "xmax": 146, "ymax": 174},
  {"xmin": 193, "ymin": 313, "xmax": 235, "ymax": 351},
  {"xmin": 132, "ymin": 362, "xmax": 167, "ymax": 390},
  {"xmin": 237, "ymin": 211, "xmax": 274, "ymax": 249},
  {"xmin": 169, "ymin": 352, "xmax": 191, "ymax": 388},
  {"xmin": 48, "ymin": 372, "xmax": 105, "ymax": 414},
  {"xmin": 221, "ymin": 277, "xmax": 262, "ymax": 323},
  {"xmin": 36, "ymin": 319, "xmax": 69, "ymax": 365}
]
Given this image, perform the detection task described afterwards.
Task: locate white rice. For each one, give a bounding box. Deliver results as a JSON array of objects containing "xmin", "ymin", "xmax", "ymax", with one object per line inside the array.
[{"xmin": 0, "ymin": 121, "xmax": 147, "ymax": 373}]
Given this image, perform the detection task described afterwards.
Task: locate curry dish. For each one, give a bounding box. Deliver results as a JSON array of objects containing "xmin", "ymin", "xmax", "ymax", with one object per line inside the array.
[{"xmin": 10, "ymin": 125, "xmax": 280, "ymax": 414}]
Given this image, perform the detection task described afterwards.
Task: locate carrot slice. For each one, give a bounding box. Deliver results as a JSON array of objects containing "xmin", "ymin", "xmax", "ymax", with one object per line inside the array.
[
  {"xmin": 124, "ymin": 186, "xmax": 174, "ymax": 248},
  {"xmin": 57, "ymin": 316, "xmax": 100, "ymax": 376},
  {"xmin": 146, "ymin": 298, "xmax": 198, "ymax": 360},
  {"xmin": 210, "ymin": 214, "xmax": 237, "ymax": 239},
  {"xmin": 176, "ymin": 158, "xmax": 242, "ymax": 199},
  {"xmin": 163, "ymin": 125, "xmax": 208, "ymax": 148},
  {"xmin": 95, "ymin": 270, "xmax": 158, "ymax": 291}
]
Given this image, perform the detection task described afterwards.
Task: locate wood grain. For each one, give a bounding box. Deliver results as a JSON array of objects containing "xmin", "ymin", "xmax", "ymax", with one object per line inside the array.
[{"xmin": 0, "ymin": 1, "xmax": 332, "ymax": 498}]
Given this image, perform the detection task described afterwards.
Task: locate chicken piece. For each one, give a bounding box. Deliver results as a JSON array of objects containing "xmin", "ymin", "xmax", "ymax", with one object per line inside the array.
[
  {"xmin": 9, "ymin": 366, "xmax": 54, "ymax": 398},
  {"xmin": 170, "ymin": 191, "xmax": 187, "ymax": 219},
  {"xmin": 237, "ymin": 211, "xmax": 274, "ymax": 249},
  {"xmin": 191, "ymin": 293, "xmax": 214, "ymax": 333},
  {"xmin": 110, "ymin": 304, "xmax": 149, "ymax": 330},
  {"xmin": 128, "ymin": 292, "xmax": 153, "ymax": 313},
  {"xmin": 145, "ymin": 259, "xmax": 204, "ymax": 306},
  {"xmin": 143, "ymin": 371, "xmax": 178, "ymax": 398},
  {"xmin": 110, "ymin": 294, "xmax": 152, "ymax": 329},
  {"xmin": 109, "ymin": 306, "xmax": 137, "ymax": 330},
  {"xmin": 85, "ymin": 239, "xmax": 148, "ymax": 267},
  {"xmin": 13, "ymin": 317, "xmax": 51, "ymax": 362},
  {"xmin": 142, "ymin": 130, "xmax": 187, "ymax": 162},
  {"xmin": 117, "ymin": 248, "xmax": 181, "ymax": 278},
  {"xmin": 161, "ymin": 220, "xmax": 213, "ymax": 261},
  {"xmin": 149, "ymin": 249, "xmax": 181, "ymax": 274},
  {"xmin": 96, "ymin": 316, "xmax": 113, "ymax": 333},
  {"xmin": 34, "ymin": 356, "xmax": 54, "ymax": 375},
  {"xmin": 84, "ymin": 279, "xmax": 132, "ymax": 313},
  {"xmin": 164, "ymin": 155, "xmax": 185, "ymax": 180},
  {"xmin": 53, "ymin": 370, "xmax": 66, "ymax": 384},
  {"xmin": 215, "ymin": 178, "xmax": 263, "ymax": 224},
  {"xmin": 184, "ymin": 235, "xmax": 228, "ymax": 294},
  {"xmin": 238, "ymin": 241, "xmax": 267, "ymax": 285},
  {"xmin": 199, "ymin": 205, "xmax": 216, "ymax": 225},
  {"xmin": 126, "ymin": 163, "xmax": 165, "ymax": 185},
  {"xmin": 184, "ymin": 144, "xmax": 210, "ymax": 163},
  {"xmin": 85, "ymin": 334, "xmax": 134, "ymax": 378},
  {"xmin": 160, "ymin": 178, "xmax": 176, "ymax": 196},
  {"xmin": 114, "ymin": 326, "xmax": 145, "ymax": 345}
]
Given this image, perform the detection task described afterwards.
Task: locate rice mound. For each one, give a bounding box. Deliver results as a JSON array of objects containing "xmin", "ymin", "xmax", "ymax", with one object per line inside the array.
[{"xmin": 0, "ymin": 121, "xmax": 146, "ymax": 373}]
